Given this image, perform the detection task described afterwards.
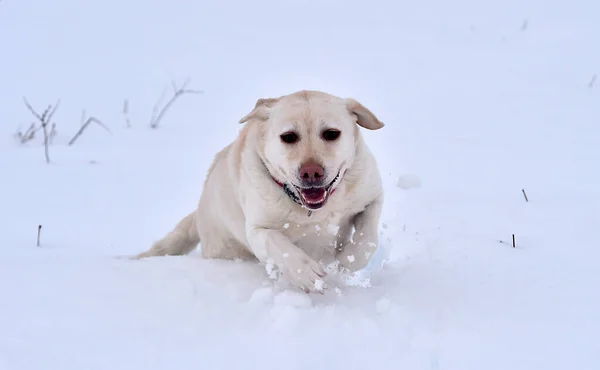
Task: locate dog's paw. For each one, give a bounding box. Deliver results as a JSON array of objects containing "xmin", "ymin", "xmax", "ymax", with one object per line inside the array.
[
  {"xmin": 281, "ymin": 255, "xmax": 327, "ymax": 294},
  {"xmin": 336, "ymin": 240, "xmax": 376, "ymax": 272}
]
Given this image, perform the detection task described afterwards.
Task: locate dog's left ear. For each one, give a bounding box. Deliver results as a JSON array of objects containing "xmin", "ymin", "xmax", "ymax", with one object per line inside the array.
[
  {"xmin": 345, "ymin": 98, "xmax": 385, "ymax": 130},
  {"xmin": 239, "ymin": 97, "xmax": 280, "ymax": 124}
]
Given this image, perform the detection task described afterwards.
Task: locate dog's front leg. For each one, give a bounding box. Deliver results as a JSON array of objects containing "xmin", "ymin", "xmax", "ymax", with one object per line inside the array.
[
  {"xmin": 246, "ymin": 226, "xmax": 327, "ymax": 293},
  {"xmin": 337, "ymin": 194, "xmax": 383, "ymax": 272}
]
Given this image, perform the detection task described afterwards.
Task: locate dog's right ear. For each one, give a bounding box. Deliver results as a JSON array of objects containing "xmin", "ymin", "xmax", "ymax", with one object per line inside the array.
[{"xmin": 238, "ymin": 97, "xmax": 280, "ymax": 124}]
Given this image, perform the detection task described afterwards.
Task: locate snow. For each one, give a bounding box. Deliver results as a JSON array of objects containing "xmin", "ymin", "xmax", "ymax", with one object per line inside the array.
[
  {"xmin": 273, "ymin": 290, "xmax": 313, "ymax": 309},
  {"xmin": 1, "ymin": 0, "xmax": 599, "ymax": 369},
  {"xmin": 326, "ymin": 224, "xmax": 340, "ymax": 235},
  {"xmin": 314, "ymin": 278, "xmax": 325, "ymax": 292},
  {"xmin": 397, "ymin": 174, "xmax": 422, "ymax": 190},
  {"xmin": 375, "ymin": 297, "xmax": 392, "ymax": 315}
]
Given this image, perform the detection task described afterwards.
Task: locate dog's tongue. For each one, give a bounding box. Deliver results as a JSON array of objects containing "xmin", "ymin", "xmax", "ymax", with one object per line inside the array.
[{"xmin": 300, "ymin": 188, "xmax": 327, "ymax": 204}]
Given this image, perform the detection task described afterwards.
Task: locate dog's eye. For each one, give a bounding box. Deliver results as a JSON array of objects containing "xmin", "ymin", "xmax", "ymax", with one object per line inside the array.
[
  {"xmin": 322, "ymin": 129, "xmax": 341, "ymax": 141},
  {"xmin": 280, "ymin": 132, "xmax": 299, "ymax": 144}
]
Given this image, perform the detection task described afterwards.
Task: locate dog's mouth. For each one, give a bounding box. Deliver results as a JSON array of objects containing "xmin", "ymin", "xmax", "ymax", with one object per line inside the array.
[{"xmin": 293, "ymin": 170, "xmax": 342, "ymax": 210}]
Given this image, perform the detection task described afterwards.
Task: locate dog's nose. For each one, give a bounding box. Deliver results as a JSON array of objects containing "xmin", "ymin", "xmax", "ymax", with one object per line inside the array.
[{"xmin": 299, "ymin": 163, "xmax": 325, "ymax": 185}]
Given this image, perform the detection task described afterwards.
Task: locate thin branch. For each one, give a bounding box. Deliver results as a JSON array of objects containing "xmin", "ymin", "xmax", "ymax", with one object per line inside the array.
[
  {"xmin": 68, "ymin": 116, "xmax": 112, "ymax": 146},
  {"xmin": 49, "ymin": 122, "xmax": 57, "ymax": 145},
  {"xmin": 15, "ymin": 122, "xmax": 41, "ymax": 144},
  {"xmin": 47, "ymin": 101, "xmax": 60, "ymax": 123},
  {"xmin": 23, "ymin": 97, "xmax": 60, "ymax": 123},
  {"xmin": 90, "ymin": 117, "xmax": 111, "ymax": 134},
  {"xmin": 498, "ymin": 237, "xmax": 517, "ymax": 249},
  {"xmin": 123, "ymin": 99, "xmax": 131, "ymax": 128},
  {"xmin": 521, "ymin": 188, "xmax": 529, "ymax": 202},
  {"xmin": 588, "ymin": 75, "xmax": 597, "ymax": 88},
  {"xmin": 150, "ymin": 86, "xmax": 168, "ymax": 125},
  {"xmin": 180, "ymin": 78, "xmax": 192, "ymax": 91},
  {"xmin": 150, "ymin": 78, "xmax": 204, "ymax": 129},
  {"xmin": 23, "ymin": 97, "xmax": 60, "ymax": 163},
  {"xmin": 23, "ymin": 99, "xmax": 44, "ymax": 121}
]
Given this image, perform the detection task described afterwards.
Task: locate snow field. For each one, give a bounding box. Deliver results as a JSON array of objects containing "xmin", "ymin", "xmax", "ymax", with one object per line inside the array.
[{"xmin": 1, "ymin": 0, "xmax": 599, "ymax": 369}]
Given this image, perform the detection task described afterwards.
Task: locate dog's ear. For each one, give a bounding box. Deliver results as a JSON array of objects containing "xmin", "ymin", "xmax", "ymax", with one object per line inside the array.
[
  {"xmin": 345, "ymin": 98, "xmax": 384, "ymax": 130},
  {"xmin": 239, "ymin": 97, "xmax": 280, "ymax": 124}
]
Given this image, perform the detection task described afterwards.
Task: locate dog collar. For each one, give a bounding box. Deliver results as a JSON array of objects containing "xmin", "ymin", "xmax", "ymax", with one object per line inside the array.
[
  {"xmin": 270, "ymin": 176, "xmax": 314, "ymax": 217},
  {"xmin": 271, "ymin": 177, "xmax": 304, "ymax": 206},
  {"xmin": 259, "ymin": 160, "xmax": 308, "ymax": 215}
]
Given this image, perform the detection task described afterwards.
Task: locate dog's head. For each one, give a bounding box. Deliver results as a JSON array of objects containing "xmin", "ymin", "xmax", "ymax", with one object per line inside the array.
[{"xmin": 239, "ymin": 90, "xmax": 384, "ymax": 210}]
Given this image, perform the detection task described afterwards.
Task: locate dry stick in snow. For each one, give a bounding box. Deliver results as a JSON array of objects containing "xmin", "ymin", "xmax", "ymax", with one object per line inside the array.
[
  {"xmin": 80, "ymin": 109, "xmax": 87, "ymax": 127},
  {"xmin": 68, "ymin": 113, "xmax": 112, "ymax": 146},
  {"xmin": 521, "ymin": 188, "xmax": 529, "ymax": 202},
  {"xmin": 16, "ymin": 122, "xmax": 41, "ymax": 144},
  {"xmin": 498, "ymin": 236, "xmax": 517, "ymax": 248},
  {"xmin": 150, "ymin": 78, "xmax": 204, "ymax": 129},
  {"xmin": 123, "ymin": 99, "xmax": 131, "ymax": 128},
  {"xmin": 49, "ymin": 123, "xmax": 57, "ymax": 144},
  {"xmin": 150, "ymin": 86, "xmax": 168, "ymax": 126},
  {"xmin": 23, "ymin": 97, "xmax": 60, "ymax": 163}
]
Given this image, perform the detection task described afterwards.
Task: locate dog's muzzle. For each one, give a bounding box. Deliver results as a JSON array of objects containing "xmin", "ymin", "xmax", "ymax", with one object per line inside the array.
[
  {"xmin": 292, "ymin": 168, "xmax": 344, "ymax": 211},
  {"xmin": 265, "ymin": 160, "xmax": 346, "ymax": 216}
]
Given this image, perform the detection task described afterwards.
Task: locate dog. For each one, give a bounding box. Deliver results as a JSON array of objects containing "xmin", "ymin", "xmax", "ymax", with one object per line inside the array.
[{"xmin": 135, "ymin": 90, "xmax": 385, "ymax": 293}]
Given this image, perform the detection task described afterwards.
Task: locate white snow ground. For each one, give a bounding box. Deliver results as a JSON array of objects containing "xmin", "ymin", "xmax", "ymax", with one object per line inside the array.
[{"xmin": 1, "ymin": 0, "xmax": 599, "ymax": 369}]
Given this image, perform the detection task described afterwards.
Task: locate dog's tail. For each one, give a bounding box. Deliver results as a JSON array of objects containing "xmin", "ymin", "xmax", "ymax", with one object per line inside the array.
[{"xmin": 133, "ymin": 211, "xmax": 200, "ymax": 259}]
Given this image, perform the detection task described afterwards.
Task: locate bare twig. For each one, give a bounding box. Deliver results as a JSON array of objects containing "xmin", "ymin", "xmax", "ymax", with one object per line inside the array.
[
  {"xmin": 49, "ymin": 123, "xmax": 57, "ymax": 145},
  {"xmin": 498, "ymin": 235, "xmax": 517, "ymax": 249},
  {"xmin": 68, "ymin": 112, "xmax": 112, "ymax": 146},
  {"xmin": 23, "ymin": 97, "xmax": 60, "ymax": 163},
  {"xmin": 37, "ymin": 225, "xmax": 42, "ymax": 247},
  {"xmin": 521, "ymin": 188, "xmax": 529, "ymax": 202},
  {"xmin": 150, "ymin": 86, "xmax": 168, "ymax": 125},
  {"xmin": 123, "ymin": 99, "xmax": 131, "ymax": 128},
  {"xmin": 149, "ymin": 78, "xmax": 204, "ymax": 129},
  {"xmin": 15, "ymin": 122, "xmax": 41, "ymax": 144}
]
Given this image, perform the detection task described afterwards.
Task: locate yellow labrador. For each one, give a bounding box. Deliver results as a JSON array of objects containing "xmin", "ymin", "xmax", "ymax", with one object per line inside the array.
[{"xmin": 135, "ymin": 90, "xmax": 385, "ymax": 293}]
